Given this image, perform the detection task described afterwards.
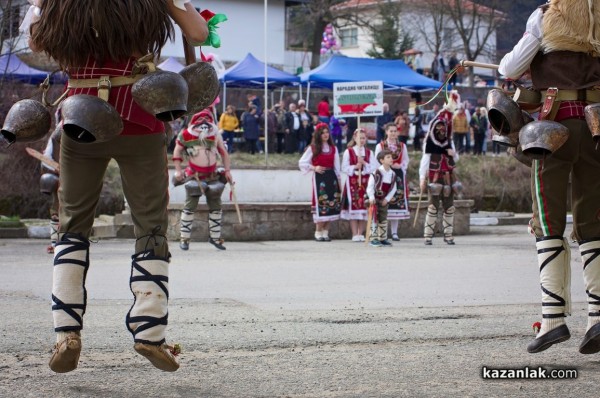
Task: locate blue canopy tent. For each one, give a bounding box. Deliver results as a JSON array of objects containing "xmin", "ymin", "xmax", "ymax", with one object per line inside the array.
[
  {"xmin": 219, "ymin": 52, "xmax": 300, "ymax": 110},
  {"xmin": 220, "ymin": 52, "xmax": 300, "ymax": 88},
  {"xmin": 300, "ymin": 55, "xmax": 442, "ymax": 107},
  {"xmin": 0, "ymin": 53, "xmax": 65, "ymax": 84}
]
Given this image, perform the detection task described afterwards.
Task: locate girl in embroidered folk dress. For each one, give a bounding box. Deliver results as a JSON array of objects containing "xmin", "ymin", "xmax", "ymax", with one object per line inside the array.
[
  {"xmin": 299, "ymin": 123, "xmax": 342, "ymax": 241},
  {"xmin": 374, "ymin": 123, "xmax": 410, "ymax": 241},
  {"xmin": 341, "ymin": 129, "xmax": 378, "ymax": 242},
  {"xmin": 26, "ymin": 0, "xmax": 208, "ymax": 373}
]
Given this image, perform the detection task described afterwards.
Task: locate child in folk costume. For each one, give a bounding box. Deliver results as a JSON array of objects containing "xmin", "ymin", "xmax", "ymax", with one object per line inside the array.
[
  {"xmin": 25, "ymin": 0, "xmax": 209, "ymax": 373},
  {"xmin": 299, "ymin": 122, "xmax": 342, "ymax": 241},
  {"xmin": 366, "ymin": 150, "xmax": 397, "ymax": 247},
  {"xmin": 374, "ymin": 123, "xmax": 410, "ymax": 241},
  {"xmin": 341, "ymin": 128, "xmax": 379, "ymax": 241}
]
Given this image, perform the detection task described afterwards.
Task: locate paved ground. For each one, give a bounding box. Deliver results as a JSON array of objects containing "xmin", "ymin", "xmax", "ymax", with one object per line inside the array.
[{"xmin": 0, "ymin": 225, "xmax": 597, "ymax": 397}]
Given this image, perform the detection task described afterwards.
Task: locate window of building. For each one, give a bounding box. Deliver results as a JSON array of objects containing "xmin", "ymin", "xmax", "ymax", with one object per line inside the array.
[{"xmin": 340, "ymin": 27, "xmax": 357, "ymax": 48}]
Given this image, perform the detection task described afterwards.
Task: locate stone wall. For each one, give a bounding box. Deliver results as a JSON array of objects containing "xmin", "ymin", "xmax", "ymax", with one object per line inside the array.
[{"xmin": 161, "ymin": 199, "xmax": 473, "ymax": 242}]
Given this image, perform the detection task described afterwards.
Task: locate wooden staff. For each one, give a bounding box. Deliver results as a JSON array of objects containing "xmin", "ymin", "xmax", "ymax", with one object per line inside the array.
[
  {"xmin": 230, "ymin": 182, "xmax": 243, "ymax": 224},
  {"xmin": 365, "ymin": 203, "xmax": 374, "ymax": 244},
  {"xmin": 412, "ymin": 191, "xmax": 423, "ymax": 228},
  {"xmin": 459, "ymin": 60, "xmax": 499, "ymax": 70},
  {"xmin": 25, "ymin": 147, "xmax": 60, "ymax": 172},
  {"xmin": 182, "ymin": 35, "xmax": 197, "ymax": 66}
]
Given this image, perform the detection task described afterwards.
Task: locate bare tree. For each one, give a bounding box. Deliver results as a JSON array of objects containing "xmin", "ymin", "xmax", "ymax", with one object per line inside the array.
[
  {"xmin": 442, "ymin": 0, "xmax": 503, "ymax": 86},
  {"xmin": 405, "ymin": 0, "xmax": 449, "ymax": 61},
  {"xmin": 366, "ymin": 0, "xmax": 414, "ymax": 59}
]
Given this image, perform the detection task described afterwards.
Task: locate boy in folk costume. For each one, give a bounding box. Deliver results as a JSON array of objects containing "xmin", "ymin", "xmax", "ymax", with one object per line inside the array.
[
  {"xmin": 25, "ymin": 0, "xmax": 209, "ymax": 373},
  {"xmin": 39, "ymin": 124, "xmax": 61, "ymax": 254},
  {"xmin": 299, "ymin": 123, "xmax": 342, "ymax": 241},
  {"xmin": 341, "ymin": 128, "xmax": 379, "ymax": 242},
  {"xmin": 499, "ymin": 0, "xmax": 600, "ymax": 354},
  {"xmin": 173, "ymin": 109, "xmax": 233, "ymax": 251},
  {"xmin": 375, "ymin": 123, "xmax": 410, "ymax": 241},
  {"xmin": 419, "ymin": 112, "xmax": 460, "ymax": 246},
  {"xmin": 366, "ymin": 150, "xmax": 397, "ymax": 247}
]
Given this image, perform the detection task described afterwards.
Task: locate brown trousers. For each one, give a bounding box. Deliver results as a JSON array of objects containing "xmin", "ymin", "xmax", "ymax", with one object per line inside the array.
[
  {"xmin": 531, "ymin": 118, "xmax": 600, "ymax": 241},
  {"xmin": 59, "ymin": 132, "xmax": 169, "ymax": 257}
]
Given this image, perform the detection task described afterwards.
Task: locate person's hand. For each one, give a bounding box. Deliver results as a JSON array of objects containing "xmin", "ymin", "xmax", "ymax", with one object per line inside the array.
[
  {"xmin": 174, "ymin": 170, "xmax": 185, "ymax": 182},
  {"xmin": 224, "ymin": 170, "xmax": 233, "ymax": 184},
  {"xmin": 314, "ymin": 165, "xmax": 325, "ymax": 174},
  {"xmin": 391, "ymin": 163, "xmax": 401, "ymax": 169},
  {"xmin": 446, "ymin": 148, "xmax": 455, "ymax": 157},
  {"xmin": 525, "ymin": 8, "xmax": 543, "ymax": 41},
  {"xmin": 419, "ymin": 180, "xmax": 427, "ymax": 194},
  {"xmin": 381, "ymin": 199, "xmax": 388, "ymax": 207}
]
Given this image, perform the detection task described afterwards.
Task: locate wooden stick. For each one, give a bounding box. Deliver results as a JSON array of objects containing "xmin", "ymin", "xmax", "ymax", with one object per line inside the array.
[
  {"xmin": 365, "ymin": 204, "xmax": 374, "ymax": 244},
  {"xmin": 412, "ymin": 193, "xmax": 423, "ymax": 228},
  {"xmin": 230, "ymin": 182, "xmax": 243, "ymax": 224},
  {"xmin": 460, "ymin": 60, "xmax": 499, "ymax": 70},
  {"xmin": 25, "ymin": 147, "xmax": 60, "ymax": 172}
]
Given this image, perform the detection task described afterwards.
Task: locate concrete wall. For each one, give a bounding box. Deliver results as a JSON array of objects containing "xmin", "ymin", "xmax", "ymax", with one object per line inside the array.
[{"xmin": 159, "ymin": 199, "xmax": 473, "ymax": 242}]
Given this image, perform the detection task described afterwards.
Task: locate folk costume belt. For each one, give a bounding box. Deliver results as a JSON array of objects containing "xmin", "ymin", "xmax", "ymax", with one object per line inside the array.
[{"xmin": 538, "ymin": 88, "xmax": 600, "ymax": 120}]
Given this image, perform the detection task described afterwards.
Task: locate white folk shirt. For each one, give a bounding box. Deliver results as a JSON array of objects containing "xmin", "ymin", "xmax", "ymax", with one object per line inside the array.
[
  {"xmin": 341, "ymin": 146, "xmax": 378, "ymax": 177},
  {"xmin": 298, "ymin": 144, "xmax": 341, "ymax": 177},
  {"xmin": 367, "ymin": 166, "xmax": 397, "ymax": 203},
  {"xmin": 498, "ymin": 8, "xmax": 543, "ymax": 79}
]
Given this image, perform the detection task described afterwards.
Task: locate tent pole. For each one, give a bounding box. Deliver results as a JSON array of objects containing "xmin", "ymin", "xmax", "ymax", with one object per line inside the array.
[
  {"xmin": 264, "ymin": 0, "xmax": 269, "ymax": 165},
  {"xmin": 280, "ymin": 86, "xmax": 284, "ymax": 103},
  {"xmin": 306, "ymin": 82, "xmax": 311, "ymax": 109}
]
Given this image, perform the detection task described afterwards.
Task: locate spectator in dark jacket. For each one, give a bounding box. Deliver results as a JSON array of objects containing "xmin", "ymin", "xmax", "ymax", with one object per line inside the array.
[
  {"xmin": 376, "ymin": 103, "xmax": 394, "ymax": 143},
  {"xmin": 241, "ymin": 105, "xmax": 260, "ymax": 154},
  {"xmin": 284, "ymin": 103, "xmax": 300, "ymax": 154}
]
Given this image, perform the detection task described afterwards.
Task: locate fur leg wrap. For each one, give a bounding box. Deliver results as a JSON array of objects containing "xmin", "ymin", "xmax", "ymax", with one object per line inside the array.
[
  {"xmin": 536, "ymin": 237, "xmax": 571, "ymax": 336},
  {"xmin": 424, "ymin": 204, "xmax": 438, "ymax": 239},
  {"xmin": 442, "ymin": 206, "xmax": 455, "ymax": 239},
  {"xmin": 50, "ymin": 219, "xmax": 60, "ymax": 246},
  {"xmin": 179, "ymin": 209, "xmax": 194, "ymax": 240},
  {"xmin": 580, "ymin": 239, "xmax": 600, "ymax": 331},
  {"xmin": 126, "ymin": 252, "xmax": 170, "ymax": 345},
  {"xmin": 208, "ymin": 210, "xmax": 223, "ymax": 240},
  {"xmin": 52, "ymin": 234, "xmax": 90, "ymax": 332}
]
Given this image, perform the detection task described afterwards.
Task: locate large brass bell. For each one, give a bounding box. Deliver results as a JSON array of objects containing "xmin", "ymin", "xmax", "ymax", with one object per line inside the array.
[
  {"xmin": 60, "ymin": 95, "xmax": 123, "ymax": 143},
  {"xmin": 132, "ymin": 70, "xmax": 189, "ymax": 122},
  {"xmin": 491, "ymin": 111, "xmax": 533, "ymax": 148},
  {"xmin": 486, "ymin": 89, "xmax": 524, "ymax": 134},
  {"xmin": 179, "ymin": 62, "xmax": 220, "ymax": 116},
  {"xmin": 1, "ymin": 99, "xmax": 51, "ymax": 144},
  {"xmin": 519, "ymin": 120, "xmax": 569, "ymax": 159}
]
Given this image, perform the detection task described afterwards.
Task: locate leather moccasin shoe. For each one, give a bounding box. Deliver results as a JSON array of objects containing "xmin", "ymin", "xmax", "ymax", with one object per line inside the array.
[
  {"xmin": 134, "ymin": 342, "xmax": 180, "ymax": 372},
  {"xmin": 49, "ymin": 332, "xmax": 81, "ymax": 373},
  {"xmin": 527, "ymin": 324, "xmax": 570, "ymax": 353},
  {"xmin": 579, "ymin": 323, "xmax": 600, "ymax": 354}
]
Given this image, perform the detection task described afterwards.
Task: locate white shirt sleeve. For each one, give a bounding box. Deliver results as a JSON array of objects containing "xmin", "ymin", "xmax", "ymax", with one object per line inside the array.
[
  {"xmin": 400, "ymin": 143, "xmax": 409, "ymax": 174},
  {"xmin": 298, "ymin": 147, "xmax": 314, "ymax": 174},
  {"xmin": 385, "ymin": 172, "xmax": 397, "ymax": 203},
  {"xmin": 498, "ymin": 8, "xmax": 543, "ymax": 79},
  {"xmin": 374, "ymin": 142, "xmax": 382, "ymax": 158},
  {"xmin": 450, "ymin": 141, "xmax": 459, "ymax": 163},
  {"xmin": 19, "ymin": 3, "xmax": 42, "ymax": 36},
  {"xmin": 333, "ymin": 147, "xmax": 341, "ymax": 178},
  {"xmin": 367, "ymin": 173, "xmax": 376, "ymax": 201},
  {"xmin": 341, "ymin": 148, "xmax": 354, "ymax": 176},
  {"xmin": 419, "ymin": 153, "xmax": 431, "ymax": 181},
  {"xmin": 366, "ymin": 149, "xmax": 379, "ymax": 174}
]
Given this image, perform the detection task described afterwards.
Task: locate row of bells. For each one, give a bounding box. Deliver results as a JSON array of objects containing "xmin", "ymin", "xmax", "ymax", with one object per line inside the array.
[
  {"xmin": 0, "ymin": 61, "xmax": 220, "ymax": 145},
  {"xmin": 487, "ymin": 88, "xmax": 600, "ymax": 166}
]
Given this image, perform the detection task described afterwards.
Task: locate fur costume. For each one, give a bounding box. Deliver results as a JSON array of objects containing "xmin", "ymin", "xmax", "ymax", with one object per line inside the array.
[{"xmin": 542, "ymin": 0, "xmax": 600, "ymax": 55}]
